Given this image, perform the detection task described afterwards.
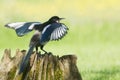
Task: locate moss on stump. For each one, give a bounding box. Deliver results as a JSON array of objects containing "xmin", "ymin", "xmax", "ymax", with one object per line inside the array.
[{"xmin": 0, "ymin": 49, "xmax": 82, "ymax": 80}]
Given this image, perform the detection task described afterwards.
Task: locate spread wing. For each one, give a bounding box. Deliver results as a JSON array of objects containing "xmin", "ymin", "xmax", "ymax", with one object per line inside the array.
[
  {"xmin": 5, "ymin": 22, "xmax": 41, "ymax": 37},
  {"xmin": 40, "ymin": 23, "xmax": 69, "ymax": 45},
  {"xmin": 50, "ymin": 23, "xmax": 68, "ymax": 40}
]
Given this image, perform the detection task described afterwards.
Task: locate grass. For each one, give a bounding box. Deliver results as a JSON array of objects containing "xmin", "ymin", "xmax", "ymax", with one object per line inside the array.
[
  {"xmin": 0, "ymin": 0, "xmax": 120, "ymax": 80},
  {"xmin": 1, "ymin": 22, "xmax": 120, "ymax": 80}
]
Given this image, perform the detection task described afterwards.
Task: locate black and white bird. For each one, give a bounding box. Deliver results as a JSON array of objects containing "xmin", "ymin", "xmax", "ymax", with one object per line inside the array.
[{"xmin": 5, "ymin": 16, "xmax": 69, "ymax": 74}]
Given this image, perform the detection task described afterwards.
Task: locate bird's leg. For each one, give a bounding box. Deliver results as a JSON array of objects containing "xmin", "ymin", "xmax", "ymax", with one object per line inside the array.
[
  {"xmin": 35, "ymin": 46, "xmax": 38, "ymax": 53},
  {"xmin": 40, "ymin": 45, "xmax": 47, "ymax": 53}
]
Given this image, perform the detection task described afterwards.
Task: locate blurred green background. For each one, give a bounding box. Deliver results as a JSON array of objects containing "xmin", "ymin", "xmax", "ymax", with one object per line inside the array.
[{"xmin": 0, "ymin": 0, "xmax": 120, "ymax": 80}]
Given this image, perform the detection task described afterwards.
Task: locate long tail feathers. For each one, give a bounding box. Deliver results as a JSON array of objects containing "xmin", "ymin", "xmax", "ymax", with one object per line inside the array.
[{"xmin": 18, "ymin": 45, "xmax": 35, "ymax": 74}]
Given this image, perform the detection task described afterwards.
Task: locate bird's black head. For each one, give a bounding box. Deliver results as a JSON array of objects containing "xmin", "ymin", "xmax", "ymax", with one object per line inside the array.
[{"xmin": 48, "ymin": 16, "xmax": 64, "ymax": 23}]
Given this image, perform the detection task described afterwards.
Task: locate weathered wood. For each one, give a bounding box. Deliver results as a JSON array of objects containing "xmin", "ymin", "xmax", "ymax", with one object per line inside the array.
[{"xmin": 0, "ymin": 49, "xmax": 82, "ymax": 80}]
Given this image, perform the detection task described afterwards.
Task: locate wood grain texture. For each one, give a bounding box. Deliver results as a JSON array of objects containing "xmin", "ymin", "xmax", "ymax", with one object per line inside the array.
[{"xmin": 0, "ymin": 49, "xmax": 82, "ymax": 80}]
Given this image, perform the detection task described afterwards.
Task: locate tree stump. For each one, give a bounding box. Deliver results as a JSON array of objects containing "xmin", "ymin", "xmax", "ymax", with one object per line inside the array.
[{"xmin": 0, "ymin": 49, "xmax": 82, "ymax": 80}]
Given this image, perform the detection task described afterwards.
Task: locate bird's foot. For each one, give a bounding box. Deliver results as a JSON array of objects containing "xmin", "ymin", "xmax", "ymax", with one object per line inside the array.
[
  {"xmin": 44, "ymin": 51, "xmax": 48, "ymax": 54},
  {"xmin": 36, "ymin": 51, "xmax": 41, "ymax": 56},
  {"xmin": 44, "ymin": 52, "xmax": 52, "ymax": 55},
  {"xmin": 48, "ymin": 52, "xmax": 52, "ymax": 55}
]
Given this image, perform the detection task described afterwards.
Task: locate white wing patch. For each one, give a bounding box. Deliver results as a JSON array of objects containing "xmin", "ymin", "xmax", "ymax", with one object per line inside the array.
[
  {"xmin": 42, "ymin": 24, "xmax": 51, "ymax": 34},
  {"xmin": 28, "ymin": 23, "xmax": 40, "ymax": 30},
  {"xmin": 5, "ymin": 22, "xmax": 41, "ymax": 30},
  {"xmin": 5, "ymin": 22, "xmax": 26, "ymax": 29},
  {"xmin": 50, "ymin": 24, "xmax": 68, "ymax": 40},
  {"xmin": 5, "ymin": 22, "xmax": 41, "ymax": 37}
]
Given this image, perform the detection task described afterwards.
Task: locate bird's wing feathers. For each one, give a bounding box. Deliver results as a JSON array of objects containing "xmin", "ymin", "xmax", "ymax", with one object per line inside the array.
[
  {"xmin": 40, "ymin": 23, "xmax": 68, "ymax": 45},
  {"xmin": 50, "ymin": 24, "xmax": 68, "ymax": 40},
  {"xmin": 5, "ymin": 22, "xmax": 41, "ymax": 37}
]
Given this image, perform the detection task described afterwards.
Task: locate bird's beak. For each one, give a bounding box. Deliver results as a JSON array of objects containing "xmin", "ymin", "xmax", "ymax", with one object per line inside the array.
[{"xmin": 59, "ymin": 18, "xmax": 65, "ymax": 20}]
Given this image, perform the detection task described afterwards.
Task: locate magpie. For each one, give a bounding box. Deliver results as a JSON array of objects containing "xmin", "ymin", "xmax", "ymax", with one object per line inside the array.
[{"xmin": 5, "ymin": 16, "xmax": 69, "ymax": 74}]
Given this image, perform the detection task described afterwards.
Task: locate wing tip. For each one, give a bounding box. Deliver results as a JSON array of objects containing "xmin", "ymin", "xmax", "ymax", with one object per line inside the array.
[
  {"xmin": 4, "ymin": 23, "xmax": 12, "ymax": 28},
  {"xmin": 4, "ymin": 24, "xmax": 9, "ymax": 27}
]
